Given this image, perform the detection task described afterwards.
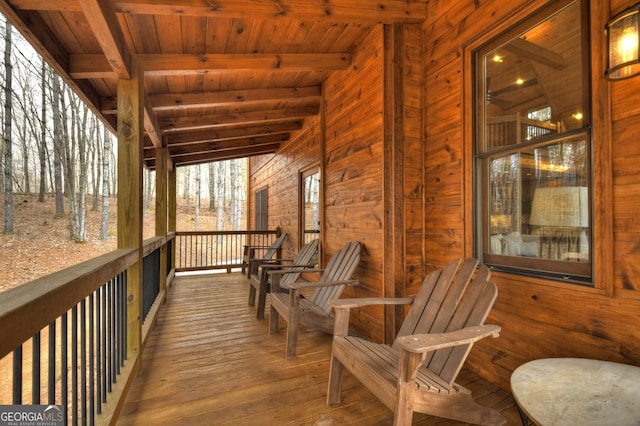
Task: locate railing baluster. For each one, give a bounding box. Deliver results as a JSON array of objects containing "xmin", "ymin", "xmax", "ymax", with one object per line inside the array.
[
  {"xmin": 81, "ymin": 299, "xmax": 87, "ymax": 426},
  {"xmin": 48, "ymin": 320, "xmax": 56, "ymax": 404},
  {"xmin": 89, "ymin": 294, "xmax": 95, "ymax": 425},
  {"xmin": 62, "ymin": 312, "xmax": 68, "ymax": 426},
  {"xmin": 72, "ymin": 305, "xmax": 78, "ymax": 426},
  {"xmin": 173, "ymin": 230, "xmax": 281, "ymax": 272},
  {"xmin": 32, "ymin": 331, "xmax": 40, "ymax": 404},
  {"xmin": 13, "ymin": 346, "xmax": 22, "ymax": 404},
  {"xmin": 121, "ymin": 272, "xmax": 128, "ymax": 364}
]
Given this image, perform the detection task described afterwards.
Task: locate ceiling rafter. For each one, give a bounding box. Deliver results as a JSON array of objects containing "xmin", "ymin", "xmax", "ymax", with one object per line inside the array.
[
  {"xmin": 69, "ymin": 53, "xmax": 351, "ymax": 79},
  {"xmin": 165, "ymin": 121, "xmax": 303, "ymax": 146},
  {"xmin": 77, "ymin": 0, "xmax": 163, "ymax": 148},
  {"xmin": 159, "ymin": 106, "xmax": 320, "ymax": 132},
  {"xmin": 147, "ymin": 134, "xmax": 290, "ymax": 159},
  {"xmin": 100, "ymin": 86, "xmax": 322, "ymax": 113},
  {"xmin": 11, "ymin": 0, "xmax": 427, "ymax": 23}
]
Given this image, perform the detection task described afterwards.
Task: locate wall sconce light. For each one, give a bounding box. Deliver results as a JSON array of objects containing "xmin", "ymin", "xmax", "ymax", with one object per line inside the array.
[{"xmin": 606, "ymin": 3, "xmax": 640, "ymax": 80}]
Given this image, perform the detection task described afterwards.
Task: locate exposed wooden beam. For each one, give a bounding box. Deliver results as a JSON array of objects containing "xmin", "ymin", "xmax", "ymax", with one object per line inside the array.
[
  {"xmin": 159, "ymin": 106, "xmax": 319, "ymax": 132},
  {"xmin": 173, "ymin": 145, "xmax": 281, "ymax": 166},
  {"xmin": 165, "ymin": 121, "xmax": 302, "ymax": 146},
  {"xmin": 69, "ymin": 53, "xmax": 351, "ymax": 79},
  {"xmin": 150, "ymin": 86, "xmax": 322, "ymax": 111},
  {"xmin": 144, "ymin": 97, "xmax": 163, "ymax": 148},
  {"xmin": 101, "ymin": 86, "xmax": 322, "ymax": 113},
  {"xmin": 503, "ymin": 38, "xmax": 567, "ymax": 70},
  {"xmin": 78, "ymin": 0, "xmax": 130, "ymax": 79},
  {"xmin": 159, "ymin": 134, "xmax": 289, "ymax": 157},
  {"xmin": 12, "ymin": 0, "xmax": 427, "ymax": 23},
  {"xmin": 77, "ymin": 1, "xmax": 162, "ymax": 147}
]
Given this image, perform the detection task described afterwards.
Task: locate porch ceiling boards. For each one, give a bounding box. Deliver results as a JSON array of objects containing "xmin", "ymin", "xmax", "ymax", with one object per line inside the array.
[
  {"xmin": 0, "ymin": 0, "xmax": 428, "ymax": 170},
  {"xmin": 117, "ymin": 272, "xmax": 523, "ymax": 425}
]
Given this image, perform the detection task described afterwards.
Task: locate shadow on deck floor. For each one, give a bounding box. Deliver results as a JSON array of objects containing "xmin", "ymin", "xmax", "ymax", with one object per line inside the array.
[{"xmin": 117, "ymin": 272, "xmax": 524, "ymax": 425}]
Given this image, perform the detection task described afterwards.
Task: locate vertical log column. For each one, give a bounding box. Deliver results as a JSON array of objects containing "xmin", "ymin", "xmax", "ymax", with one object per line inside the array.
[
  {"xmin": 383, "ymin": 23, "xmax": 405, "ymax": 343},
  {"xmin": 168, "ymin": 167, "xmax": 177, "ymax": 271},
  {"xmin": 117, "ymin": 56, "xmax": 144, "ymax": 364},
  {"xmin": 156, "ymin": 146, "xmax": 168, "ymax": 292}
]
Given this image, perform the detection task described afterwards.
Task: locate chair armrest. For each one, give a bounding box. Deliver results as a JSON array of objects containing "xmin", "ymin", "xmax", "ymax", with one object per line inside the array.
[
  {"xmin": 396, "ymin": 325, "xmax": 501, "ymax": 354},
  {"xmin": 331, "ymin": 297, "xmax": 413, "ymax": 309},
  {"xmin": 244, "ymin": 245, "xmax": 274, "ymax": 250},
  {"xmin": 287, "ymin": 279, "xmax": 359, "ymax": 290},
  {"xmin": 267, "ymin": 267, "xmax": 324, "ymax": 276},
  {"xmin": 260, "ymin": 263, "xmax": 315, "ymax": 275}
]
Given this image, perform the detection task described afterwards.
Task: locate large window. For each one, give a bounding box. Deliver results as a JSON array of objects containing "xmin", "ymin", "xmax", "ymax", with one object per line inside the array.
[{"xmin": 474, "ymin": 0, "xmax": 592, "ymax": 283}]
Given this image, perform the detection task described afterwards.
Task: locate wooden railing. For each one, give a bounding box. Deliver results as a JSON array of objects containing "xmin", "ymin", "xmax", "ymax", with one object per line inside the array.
[
  {"xmin": 175, "ymin": 230, "xmax": 281, "ymax": 272},
  {"xmin": 0, "ymin": 230, "xmax": 283, "ymax": 424},
  {"xmin": 0, "ymin": 234, "xmax": 175, "ymax": 425}
]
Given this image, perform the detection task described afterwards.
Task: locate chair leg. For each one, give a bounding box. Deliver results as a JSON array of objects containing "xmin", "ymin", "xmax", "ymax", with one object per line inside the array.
[
  {"xmin": 285, "ymin": 302, "xmax": 300, "ymax": 359},
  {"xmin": 326, "ymin": 354, "xmax": 345, "ymax": 405},
  {"xmin": 256, "ymin": 282, "xmax": 268, "ymax": 319},
  {"xmin": 248, "ymin": 282, "xmax": 256, "ymax": 306},
  {"xmin": 269, "ymin": 305, "xmax": 279, "ymax": 334},
  {"xmin": 393, "ymin": 382, "xmax": 416, "ymax": 426}
]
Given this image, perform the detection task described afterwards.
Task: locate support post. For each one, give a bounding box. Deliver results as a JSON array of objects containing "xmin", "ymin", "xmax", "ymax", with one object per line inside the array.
[
  {"xmin": 117, "ymin": 55, "xmax": 144, "ymax": 368},
  {"xmin": 156, "ymin": 146, "xmax": 168, "ymax": 293}
]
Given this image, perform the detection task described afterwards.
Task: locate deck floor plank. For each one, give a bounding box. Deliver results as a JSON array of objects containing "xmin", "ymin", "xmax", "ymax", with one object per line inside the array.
[{"xmin": 117, "ymin": 273, "xmax": 521, "ymax": 425}]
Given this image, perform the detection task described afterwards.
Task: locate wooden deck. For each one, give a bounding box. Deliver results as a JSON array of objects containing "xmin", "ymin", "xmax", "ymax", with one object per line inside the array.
[{"xmin": 117, "ymin": 273, "xmax": 524, "ymax": 425}]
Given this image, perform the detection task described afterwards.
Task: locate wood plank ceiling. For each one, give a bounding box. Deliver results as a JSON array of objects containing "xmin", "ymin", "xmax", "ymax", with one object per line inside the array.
[{"xmin": 0, "ymin": 0, "xmax": 427, "ymax": 170}]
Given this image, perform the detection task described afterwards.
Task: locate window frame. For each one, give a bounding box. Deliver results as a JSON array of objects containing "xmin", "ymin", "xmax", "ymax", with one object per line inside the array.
[
  {"xmin": 299, "ymin": 164, "xmax": 321, "ymax": 251},
  {"xmin": 472, "ymin": 0, "xmax": 595, "ymax": 284}
]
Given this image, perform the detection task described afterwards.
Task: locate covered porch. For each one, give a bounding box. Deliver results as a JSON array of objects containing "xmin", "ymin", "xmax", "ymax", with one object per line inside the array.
[{"xmin": 117, "ymin": 272, "xmax": 523, "ymax": 425}]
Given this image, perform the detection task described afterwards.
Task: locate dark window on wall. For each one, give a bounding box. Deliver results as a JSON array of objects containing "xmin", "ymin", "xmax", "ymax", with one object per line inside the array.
[
  {"xmin": 474, "ymin": 0, "xmax": 593, "ymax": 283},
  {"xmin": 255, "ymin": 187, "xmax": 268, "ymax": 230}
]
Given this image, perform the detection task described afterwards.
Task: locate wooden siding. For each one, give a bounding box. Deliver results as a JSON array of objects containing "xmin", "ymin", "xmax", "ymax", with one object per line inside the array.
[
  {"xmin": 424, "ymin": 0, "xmax": 640, "ymax": 392},
  {"xmin": 248, "ymin": 117, "xmax": 322, "ymax": 256},
  {"xmin": 249, "ymin": 24, "xmax": 426, "ymax": 345}
]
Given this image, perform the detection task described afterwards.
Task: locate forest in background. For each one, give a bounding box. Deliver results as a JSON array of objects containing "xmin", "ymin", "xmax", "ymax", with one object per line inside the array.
[{"xmin": 0, "ymin": 17, "xmax": 248, "ymax": 246}]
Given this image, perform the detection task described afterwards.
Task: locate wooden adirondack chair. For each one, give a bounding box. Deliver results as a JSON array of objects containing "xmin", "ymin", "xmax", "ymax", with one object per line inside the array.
[
  {"xmin": 248, "ymin": 238, "xmax": 319, "ymax": 319},
  {"xmin": 269, "ymin": 241, "xmax": 361, "ymax": 359},
  {"xmin": 242, "ymin": 232, "xmax": 287, "ymax": 279},
  {"xmin": 326, "ymin": 257, "xmax": 506, "ymax": 426}
]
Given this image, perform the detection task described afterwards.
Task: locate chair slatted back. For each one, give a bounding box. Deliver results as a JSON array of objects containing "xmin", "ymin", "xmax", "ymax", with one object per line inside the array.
[
  {"xmin": 394, "ymin": 257, "xmax": 498, "ymax": 385},
  {"xmin": 279, "ymin": 239, "xmax": 320, "ymax": 288},
  {"xmin": 310, "ymin": 241, "xmax": 361, "ymax": 314},
  {"xmin": 262, "ymin": 233, "xmax": 288, "ymax": 260}
]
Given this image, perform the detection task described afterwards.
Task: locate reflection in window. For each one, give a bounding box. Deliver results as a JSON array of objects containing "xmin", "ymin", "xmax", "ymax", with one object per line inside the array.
[
  {"xmin": 475, "ymin": 0, "xmax": 592, "ymax": 283},
  {"xmin": 302, "ymin": 172, "xmax": 320, "ymax": 245}
]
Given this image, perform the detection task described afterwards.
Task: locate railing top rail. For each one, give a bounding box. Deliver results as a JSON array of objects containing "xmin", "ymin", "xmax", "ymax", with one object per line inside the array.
[
  {"xmin": 175, "ymin": 230, "xmax": 280, "ymax": 237},
  {"xmin": 143, "ymin": 236, "xmax": 166, "ymax": 257},
  {"xmin": 0, "ymin": 248, "xmax": 138, "ymax": 359}
]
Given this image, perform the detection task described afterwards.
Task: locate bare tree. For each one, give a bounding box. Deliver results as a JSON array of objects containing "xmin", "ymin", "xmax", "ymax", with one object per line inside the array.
[
  {"xmin": 74, "ymin": 102, "xmax": 89, "ymax": 241},
  {"xmin": 195, "ymin": 164, "xmax": 201, "ymax": 230},
  {"xmin": 51, "ymin": 73, "xmax": 64, "ymax": 216},
  {"xmin": 144, "ymin": 168, "xmax": 154, "ymax": 214},
  {"xmin": 38, "ymin": 58, "xmax": 47, "ymax": 202},
  {"xmin": 3, "ymin": 18, "xmax": 13, "ymax": 233},
  {"xmin": 100, "ymin": 125, "xmax": 110, "ymax": 240},
  {"xmin": 183, "ymin": 166, "xmax": 190, "ymax": 211},
  {"xmin": 91, "ymin": 115, "xmax": 100, "ymax": 211},
  {"xmin": 215, "ymin": 161, "xmax": 225, "ymax": 231},
  {"xmin": 208, "ymin": 162, "xmax": 215, "ymax": 211}
]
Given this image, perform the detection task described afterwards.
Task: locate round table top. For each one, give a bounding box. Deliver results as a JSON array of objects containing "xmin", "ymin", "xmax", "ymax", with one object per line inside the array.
[{"xmin": 511, "ymin": 358, "xmax": 640, "ymax": 426}]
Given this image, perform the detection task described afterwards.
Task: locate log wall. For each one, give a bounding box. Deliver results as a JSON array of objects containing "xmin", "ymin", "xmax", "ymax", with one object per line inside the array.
[
  {"xmin": 424, "ymin": 0, "xmax": 640, "ymax": 391},
  {"xmin": 249, "ymin": 0, "xmax": 640, "ymax": 393},
  {"xmin": 249, "ymin": 24, "xmax": 425, "ymax": 344}
]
